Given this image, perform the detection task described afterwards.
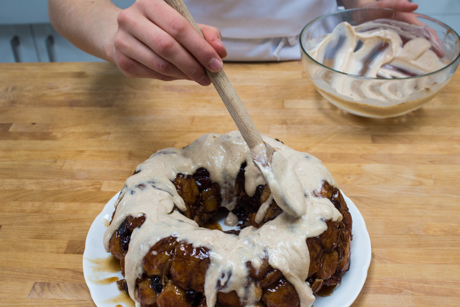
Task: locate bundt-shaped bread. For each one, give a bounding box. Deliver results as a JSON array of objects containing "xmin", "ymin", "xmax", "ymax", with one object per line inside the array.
[{"xmin": 104, "ymin": 132, "xmax": 352, "ymax": 307}]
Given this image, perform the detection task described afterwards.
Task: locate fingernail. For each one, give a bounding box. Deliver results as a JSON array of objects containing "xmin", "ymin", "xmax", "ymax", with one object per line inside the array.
[
  {"xmin": 215, "ymin": 39, "xmax": 224, "ymax": 48},
  {"xmin": 198, "ymin": 75, "xmax": 211, "ymax": 86},
  {"xmin": 208, "ymin": 58, "xmax": 223, "ymax": 72},
  {"xmin": 404, "ymin": 2, "xmax": 417, "ymax": 9}
]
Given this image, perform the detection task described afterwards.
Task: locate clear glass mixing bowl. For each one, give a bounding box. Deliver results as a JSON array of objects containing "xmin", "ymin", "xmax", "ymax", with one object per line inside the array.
[{"xmin": 300, "ymin": 8, "xmax": 460, "ymax": 118}]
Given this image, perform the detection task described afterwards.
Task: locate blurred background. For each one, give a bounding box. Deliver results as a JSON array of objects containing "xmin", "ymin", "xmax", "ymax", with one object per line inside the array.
[{"xmin": 0, "ymin": 0, "xmax": 458, "ymax": 63}]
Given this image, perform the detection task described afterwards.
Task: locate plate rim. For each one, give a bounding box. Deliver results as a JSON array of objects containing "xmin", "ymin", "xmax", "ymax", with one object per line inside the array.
[{"xmin": 83, "ymin": 191, "xmax": 371, "ymax": 307}]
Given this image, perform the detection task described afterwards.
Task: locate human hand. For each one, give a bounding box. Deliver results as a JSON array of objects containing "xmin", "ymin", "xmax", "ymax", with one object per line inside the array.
[
  {"xmin": 360, "ymin": 0, "xmax": 444, "ymax": 57},
  {"xmin": 343, "ymin": 0, "xmax": 419, "ymax": 24},
  {"xmin": 357, "ymin": 0, "xmax": 419, "ymax": 25},
  {"xmin": 360, "ymin": 0, "xmax": 418, "ymax": 12},
  {"xmin": 111, "ymin": 0, "xmax": 227, "ymax": 85}
]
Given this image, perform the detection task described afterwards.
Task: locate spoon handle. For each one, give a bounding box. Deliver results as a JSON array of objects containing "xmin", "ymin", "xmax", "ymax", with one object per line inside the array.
[{"xmin": 165, "ymin": 0, "xmax": 264, "ymax": 149}]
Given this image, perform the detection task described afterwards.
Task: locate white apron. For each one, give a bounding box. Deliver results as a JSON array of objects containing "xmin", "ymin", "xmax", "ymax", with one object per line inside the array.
[{"xmin": 185, "ymin": 0, "xmax": 338, "ymax": 61}]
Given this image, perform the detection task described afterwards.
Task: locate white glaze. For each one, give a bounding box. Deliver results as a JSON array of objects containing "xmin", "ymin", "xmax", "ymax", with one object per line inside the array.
[
  {"xmin": 308, "ymin": 20, "xmax": 445, "ymax": 78},
  {"xmin": 306, "ymin": 20, "xmax": 447, "ymax": 104},
  {"xmin": 103, "ymin": 131, "xmax": 341, "ymax": 307},
  {"xmin": 224, "ymin": 212, "xmax": 239, "ymax": 227},
  {"xmin": 253, "ymin": 145, "xmax": 307, "ymax": 218},
  {"xmin": 254, "ymin": 195, "xmax": 273, "ymax": 225}
]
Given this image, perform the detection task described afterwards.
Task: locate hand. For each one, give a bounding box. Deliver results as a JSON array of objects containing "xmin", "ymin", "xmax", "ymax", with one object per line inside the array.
[
  {"xmin": 111, "ymin": 0, "xmax": 227, "ymax": 85},
  {"xmin": 342, "ymin": 0, "xmax": 419, "ymax": 25},
  {"xmin": 356, "ymin": 0, "xmax": 418, "ymax": 24},
  {"xmin": 359, "ymin": 0, "xmax": 444, "ymax": 57},
  {"xmin": 360, "ymin": 0, "xmax": 418, "ymax": 12}
]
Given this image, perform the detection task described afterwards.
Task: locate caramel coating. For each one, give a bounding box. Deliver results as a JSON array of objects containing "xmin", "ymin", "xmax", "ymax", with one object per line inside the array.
[
  {"xmin": 307, "ymin": 181, "xmax": 353, "ymax": 290},
  {"xmin": 143, "ymin": 236, "xmax": 178, "ymax": 277},
  {"xmin": 157, "ymin": 280, "xmax": 191, "ymax": 307},
  {"xmin": 108, "ymin": 214, "xmax": 146, "ymax": 274},
  {"xmin": 108, "ymin": 166, "xmax": 352, "ymax": 307},
  {"xmin": 233, "ymin": 163, "xmax": 283, "ymax": 228},
  {"xmin": 261, "ymin": 277, "xmax": 300, "ymax": 307},
  {"xmin": 217, "ymin": 291, "xmax": 243, "ymax": 307},
  {"xmin": 170, "ymin": 241, "xmax": 210, "ymax": 292},
  {"xmin": 137, "ymin": 277, "xmax": 160, "ymax": 307},
  {"xmin": 173, "ymin": 171, "xmax": 222, "ymax": 227}
]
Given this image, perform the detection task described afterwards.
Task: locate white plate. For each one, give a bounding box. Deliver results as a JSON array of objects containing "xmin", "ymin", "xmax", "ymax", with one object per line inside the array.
[{"xmin": 83, "ymin": 192, "xmax": 371, "ymax": 307}]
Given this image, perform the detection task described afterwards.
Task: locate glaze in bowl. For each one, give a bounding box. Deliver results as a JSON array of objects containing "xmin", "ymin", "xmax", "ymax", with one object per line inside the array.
[{"xmin": 300, "ymin": 8, "xmax": 460, "ymax": 118}]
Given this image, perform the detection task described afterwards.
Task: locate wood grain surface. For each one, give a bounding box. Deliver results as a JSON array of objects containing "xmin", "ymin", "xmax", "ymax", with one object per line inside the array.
[{"xmin": 0, "ymin": 61, "xmax": 459, "ymax": 306}]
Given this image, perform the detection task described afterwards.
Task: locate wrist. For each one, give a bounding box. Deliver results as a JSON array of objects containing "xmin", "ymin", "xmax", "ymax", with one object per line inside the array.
[
  {"xmin": 98, "ymin": 7, "xmax": 122, "ymax": 63},
  {"xmin": 100, "ymin": 24, "xmax": 118, "ymax": 64}
]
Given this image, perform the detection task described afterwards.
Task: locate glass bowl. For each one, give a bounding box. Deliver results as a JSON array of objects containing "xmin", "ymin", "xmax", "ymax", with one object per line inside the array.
[{"xmin": 300, "ymin": 8, "xmax": 460, "ymax": 118}]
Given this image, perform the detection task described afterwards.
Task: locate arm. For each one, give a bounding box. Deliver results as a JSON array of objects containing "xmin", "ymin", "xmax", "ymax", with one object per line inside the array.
[
  {"xmin": 342, "ymin": 0, "xmax": 418, "ymax": 11},
  {"xmin": 48, "ymin": 0, "xmax": 226, "ymax": 85},
  {"xmin": 48, "ymin": 0, "xmax": 120, "ymax": 63}
]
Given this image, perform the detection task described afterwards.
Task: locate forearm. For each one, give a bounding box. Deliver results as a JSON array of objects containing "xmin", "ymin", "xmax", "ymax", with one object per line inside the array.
[{"xmin": 48, "ymin": 0, "xmax": 121, "ymax": 62}]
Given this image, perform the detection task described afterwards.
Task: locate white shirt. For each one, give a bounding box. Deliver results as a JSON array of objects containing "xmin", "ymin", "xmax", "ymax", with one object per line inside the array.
[{"xmin": 185, "ymin": 0, "xmax": 338, "ymax": 61}]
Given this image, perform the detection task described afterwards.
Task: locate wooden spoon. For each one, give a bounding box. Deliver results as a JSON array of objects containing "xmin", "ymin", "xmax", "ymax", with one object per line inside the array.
[{"xmin": 165, "ymin": 0, "xmax": 306, "ymax": 218}]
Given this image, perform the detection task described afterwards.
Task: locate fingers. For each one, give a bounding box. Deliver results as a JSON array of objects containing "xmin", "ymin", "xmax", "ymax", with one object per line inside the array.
[
  {"xmin": 115, "ymin": 55, "xmax": 179, "ymax": 81},
  {"xmin": 372, "ymin": 0, "xmax": 418, "ymax": 12},
  {"xmin": 140, "ymin": 0, "xmax": 224, "ymax": 72},
  {"xmin": 117, "ymin": 8, "xmax": 211, "ymax": 84},
  {"xmin": 114, "ymin": 29, "xmax": 189, "ymax": 80},
  {"xmin": 363, "ymin": 0, "xmax": 444, "ymax": 58},
  {"xmin": 394, "ymin": 12, "xmax": 445, "ymax": 58},
  {"xmin": 200, "ymin": 25, "xmax": 228, "ymax": 59},
  {"xmin": 113, "ymin": 0, "xmax": 225, "ymax": 85},
  {"xmin": 375, "ymin": 0, "xmax": 443, "ymax": 57}
]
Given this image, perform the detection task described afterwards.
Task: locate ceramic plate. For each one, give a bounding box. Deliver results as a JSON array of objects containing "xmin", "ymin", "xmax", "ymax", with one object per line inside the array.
[{"xmin": 83, "ymin": 192, "xmax": 371, "ymax": 307}]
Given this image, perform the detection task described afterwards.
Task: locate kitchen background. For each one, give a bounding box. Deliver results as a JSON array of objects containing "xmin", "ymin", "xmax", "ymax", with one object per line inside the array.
[{"xmin": 0, "ymin": 0, "xmax": 459, "ymax": 63}]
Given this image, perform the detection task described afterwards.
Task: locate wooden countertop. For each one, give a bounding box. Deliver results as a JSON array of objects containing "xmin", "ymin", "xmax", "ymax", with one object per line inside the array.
[{"xmin": 1, "ymin": 61, "xmax": 459, "ymax": 307}]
